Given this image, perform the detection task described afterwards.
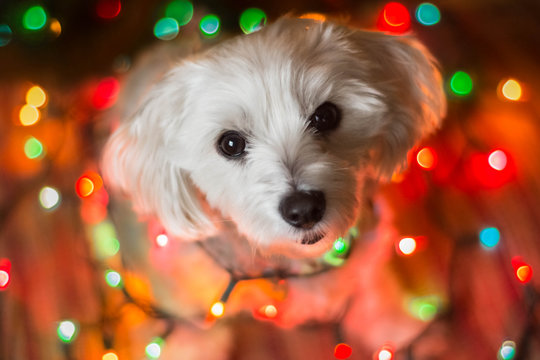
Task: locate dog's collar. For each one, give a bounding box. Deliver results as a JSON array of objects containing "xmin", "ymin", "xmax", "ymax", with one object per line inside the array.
[
  {"xmin": 198, "ymin": 223, "xmax": 359, "ymax": 281},
  {"xmin": 197, "ymin": 199, "xmax": 377, "ymax": 281}
]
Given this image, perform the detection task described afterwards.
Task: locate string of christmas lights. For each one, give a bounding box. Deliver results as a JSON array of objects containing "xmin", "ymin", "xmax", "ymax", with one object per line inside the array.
[{"xmin": 1, "ymin": 1, "xmax": 538, "ymax": 359}]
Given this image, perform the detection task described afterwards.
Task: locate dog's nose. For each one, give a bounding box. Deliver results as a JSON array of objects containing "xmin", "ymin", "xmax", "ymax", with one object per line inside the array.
[{"xmin": 279, "ymin": 190, "xmax": 326, "ymax": 229}]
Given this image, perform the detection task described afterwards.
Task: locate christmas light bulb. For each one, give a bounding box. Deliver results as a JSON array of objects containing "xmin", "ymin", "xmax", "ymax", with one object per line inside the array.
[
  {"xmin": 154, "ymin": 17, "xmax": 179, "ymax": 41},
  {"xmin": 377, "ymin": 347, "xmax": 394, "ymax": 360},
  {"xmin": 415, "ymin": 3, "xmax": 440, "ymax": 26},
  {"xmin": 449, "ymin": 71, "xmax": 473, "ymax": 96},
  {"xmin": 0, "ymin": 258, "xmax": 11, "ymax": 290},
  {"xmin": 102, "ymin": 351, "xmax": 119, "ymax": 360},
  {"xmin": 239, "ymin": 8, "xmax": 267, "ymax": 34},
  {"xmin": 145, "ymin": 338, "xmax": 164, "ymax": 359},
  {"xmin": 76, "ymin": 176, "xmax": 95, "ymax": 198},
  {"xmin": 488, "ymin": 150, "xmax": 507, "ymax": 171},
  {"xmin": 57, "ymin": 320, "xmax": 77, "ymax": 343},
  {"xmin": 105, "ymin": 270, "xmax": 122, "ymax": 287},
  {"xmin": 26, "ymin": 85, "xmax": 47, "ymax": 108},
  {"xmin": 156, "ymin": 234, "xmax": 169, "ymax": 247},
  {"xmin": 398, "ymin": 237, "xmax": 417, "ymax": 255},
  {"xmin": 377, "ymin": 2, "xmax": 411, "ymax": 34},
  {"xmin": 200, "ymin": 15, "xmax": 220, "ymax": 37},
  {"xmin": 263, "ymin": 305, "xmax": 277, "ymax": 318},
  {"xmin": 500, "ymin": 79, "xmax": 522, "ymax": 101},
  {"xmin": 498, "ymin": 340, "xmax": 516, "ymax": 360},
  {"xmin": 334, "ymin": 343, "xmax": 352, "ymax": 359},
  {"xmin": 165, "ymin": 0, "xmax": 194, "ymax": 26},
  {"xmin": 416, "ymin": 147, "xmax": 437, "ymax": 170},
  {"xmin": 479, "ymin": 227, "xmax": 500, "ymax": 248},
  {"xmin": 39, "ymin": 186, "xmax": 61, "ymax": 210},
  {"xmin": 24, "ymin": 136, "xmax": 45, "ymax": 159},
  {"xmin": 210, "ymin": 301, "xmax": 225, "ymax": 317},
  {"xmin": 19, "ymin": 104, "xmax": 40, "ymax": 126}
]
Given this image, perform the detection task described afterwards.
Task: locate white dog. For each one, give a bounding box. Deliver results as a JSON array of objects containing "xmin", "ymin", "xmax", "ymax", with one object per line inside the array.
[{"xmin": 102, "ymin": 16, "xmax": 445, "ymax": 358}]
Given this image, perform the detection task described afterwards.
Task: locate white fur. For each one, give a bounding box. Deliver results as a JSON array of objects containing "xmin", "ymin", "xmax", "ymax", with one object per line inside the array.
[{"xmin": 102, "ymin": 17, "xmax": 445, "ymax": 258}]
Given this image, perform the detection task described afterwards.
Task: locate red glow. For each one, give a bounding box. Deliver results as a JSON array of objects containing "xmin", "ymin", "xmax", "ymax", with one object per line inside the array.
[
  {"xmin": 96, "ymin": 0, "xmax": 121, "ymax": 19},
  {"xmin": 92, "ymin": 77, "xmax": 120, "ymax": 110},
  {"xmin": 0, "ymin": 258, "xmax": 12, "ymax": 290},
  {"xmin": 416, "ymin": 147, "xmax": 437, "ymax": 170},
  {"xmin": 376, "ymin": 2, "xmax": 411, "ymax": 34},
  {"xmin": 468, "ymin": 151, "xmax": 515, "ymax": 189},
  {"xmin": 334, "ymin": 343, "xmax": 353, "ymax": 359}
]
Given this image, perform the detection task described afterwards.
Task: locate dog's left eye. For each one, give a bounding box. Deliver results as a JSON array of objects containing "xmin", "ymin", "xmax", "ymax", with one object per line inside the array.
[
  {"xmin": 217, "ymin": 131, "xmax": 247, "ymax": 159},
  {"xmin": 308, "ymin": 102, "xmax": 341, "ymax": 133}
]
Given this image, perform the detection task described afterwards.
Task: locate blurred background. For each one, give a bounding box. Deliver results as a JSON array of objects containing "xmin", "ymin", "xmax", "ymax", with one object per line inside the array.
[{"xmin": 1, "ymin": 0, "xmax": 539, "ymax": 359}]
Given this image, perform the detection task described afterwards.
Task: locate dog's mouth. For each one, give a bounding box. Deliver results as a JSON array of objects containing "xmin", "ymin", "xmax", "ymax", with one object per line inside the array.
[{"xmin": 301, "ymin": 232, "xmax": 325, "ymax": 245}]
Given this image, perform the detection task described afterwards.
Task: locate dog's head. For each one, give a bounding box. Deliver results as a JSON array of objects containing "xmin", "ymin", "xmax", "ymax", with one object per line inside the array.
[{"xmin": 102, "ymin": 17, "xmax": 445, "ymax": 257}]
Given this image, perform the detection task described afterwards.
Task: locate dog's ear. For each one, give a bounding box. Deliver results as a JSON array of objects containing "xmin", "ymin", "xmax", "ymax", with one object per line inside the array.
[
  {"xmin": 348, "ymin": 30, "xmax": 446, "ymax": 178},
  {"xmin": 101, "ymin": 66, "xmax": 215, "ymax": 239}
]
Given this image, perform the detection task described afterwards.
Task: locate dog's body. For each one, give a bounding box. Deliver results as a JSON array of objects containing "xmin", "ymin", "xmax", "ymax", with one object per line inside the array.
[{"xmin": 102, "ymin": 17, "xmax": 445, "ymax": 358}]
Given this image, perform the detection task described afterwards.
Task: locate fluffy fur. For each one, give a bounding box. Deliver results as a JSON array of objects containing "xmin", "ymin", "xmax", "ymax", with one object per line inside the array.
[{"xmin": 102, "ymin": 17, "xmax": 445, "ymax": 259}]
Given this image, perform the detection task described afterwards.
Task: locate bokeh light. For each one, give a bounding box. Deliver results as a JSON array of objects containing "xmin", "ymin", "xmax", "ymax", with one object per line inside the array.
[
  {"xmin": 511, "ymin": 257, "xmax": 532, "ymax": 284},
  {"xmin": 0, "ymin": 258, "xmax": 11, "ymax": 290},
  {"xmin": 154, "ymin": 17, "xmax": 179, "ymax": 40},
  {"xmin": 96, "ymin": 0, "xmax": 122, "ymax": 20},
  {"xmin": 76, "ymin": 176, "xmax": 95, "ymax": 198},
  {"xmin": 516, "ymin": 265, "xmax": 532, "ymax": 284},
  {"xmin": 24, "ymin": 137, "xmax": 45, "ymax": 159},
  {"xmin": 93, "ymin": 77, "xmax": 120, "ymax": 109},
  {"xmin": 500, "ymin": 79, "xmax": 522, "ymax": 101},
  {"xmin": 449, "ymin": 71, "xmax": 473, "ymax": 96},
  {"xmin": 23, "ymin": 6, "xmax": 48, "ymax": 31},
  {"xmin": 102, "ymin": 351, "xmax": 119, "ymax": 360},
  {"xmin": 49, "ymin": 18, "xmax": 62, "ymax": 36},
  {"xmin": 19, "ymin": 104, "xmax": 40, "ymax": 126},
  {"xmin": 377, "ymin": 345, "xmax": 394, "ymax": 360},
  {"xmin": 398, "ymin": 237, "xmax": 417, "ymax": 255},
  {"xmin": 165, "ymin": 0, "xmax": 193, "ymax": 26},
  {"xmin": 76, "ymin": 172, "xmax": 103, "ymax": 198},
  {"xmin": 416, "ymin": 147, "xmax": 437, "ymax": 170},
  {"xmin": 239, "ymin": 8, "xmax": 267, "ymax": 34},
  {"xmin": 39, "ymin": 186, "xmax": 61, "ymax": 210},
  {"xmin": 105, "ymin": 269, "xmax": 122, "ymax": 287},
  {"xmin": 92, "ymin": 220, "xmax": 120, "ymax": 259},
  {"xmin": 57, "ymin": 320, "xmax": 77, "ymax": 343},
  {"xmin": 26, "ymin": 85, "xmax": 47, "ymax": 108},
  {"xmin": 409, "ymin": 295, "xmax": 441, "ymax": 321},
  {"xmin": 415, "ymin": 3, "xmax": 440, "ymax": 26},
  {"xmin": 0, "ymin": 24, "xmax": 13, "ymax": 47},
  {"xmin": 263, "ymin": 304, "xmax": 277, "ymax": 318},
  {"xmin": 334, "ymin": 343, "xmax": 352, "ymax": 359},
  {"xmin": 498, "ymin": 340, "xmax": 516, "ymax": 360},
  {"xmin": 156, "ymin": 234, "xmax": 169, "ymax": 247},
  {"xmin": 479, "ymin": 227, "xmax": 500, "ymax": 248},
  {"xmin": 210, "ymin": 301, "xmax": 225, "ymax": 317},
  {"xmin": 376, "ymin": 2, "xmax": 411, "ymax": 34},
  {"xmin": 145, "ymin": 338, "xmax": 164, "ymax": 359},
  {"xmin": 488, "ymin": 150, "xmax": 508, "ymax": 171},
  {"xmin": 333, "ymin": 237, "xmax": 347, "ymax": 254},
  {"xmin": 200, "ymin": 14, "xmax": 220, "ymax": 37}
]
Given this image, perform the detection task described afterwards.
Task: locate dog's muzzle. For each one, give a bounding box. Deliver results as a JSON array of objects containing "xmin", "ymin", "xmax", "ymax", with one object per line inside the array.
[{"xmin": 279, "ymin": 190, "xmax": 326, "ymax": 234}]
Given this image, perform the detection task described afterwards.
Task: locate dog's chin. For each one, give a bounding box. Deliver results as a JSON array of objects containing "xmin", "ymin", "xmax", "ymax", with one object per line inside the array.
[{"xmin": 263, "ymin": 232, "xmax": 335, "ymax": 259}]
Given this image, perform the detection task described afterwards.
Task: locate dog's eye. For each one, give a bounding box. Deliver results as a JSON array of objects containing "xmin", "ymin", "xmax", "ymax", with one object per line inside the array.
[
  {"xmin": 217, "ymin": 131, "xmax": 246, "ymax": 158},
  {"xmin": 308, "ymin": 102, "xmax": 341, "ymax": 133}
]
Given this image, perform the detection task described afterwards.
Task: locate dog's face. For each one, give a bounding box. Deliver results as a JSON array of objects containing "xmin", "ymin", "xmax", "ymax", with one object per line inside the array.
[{"xmin": 102, "ymin": 18, "xmax": 445, "ymax": 257}]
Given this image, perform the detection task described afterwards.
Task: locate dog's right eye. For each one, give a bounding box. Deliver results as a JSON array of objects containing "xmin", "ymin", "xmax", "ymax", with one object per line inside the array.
[{"xmin": 217, "ymin": 131, "xmax": 246, "ymax": 159}]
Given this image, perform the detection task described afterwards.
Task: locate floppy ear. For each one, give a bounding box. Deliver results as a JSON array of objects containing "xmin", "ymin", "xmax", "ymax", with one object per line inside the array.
[
  {"xmin": 349, "ymin": 30, "xmax": 446, "ymax": 177},
  {"xmin": 101, "ymin": 66, "xmax": 215, "ymax": 239}
]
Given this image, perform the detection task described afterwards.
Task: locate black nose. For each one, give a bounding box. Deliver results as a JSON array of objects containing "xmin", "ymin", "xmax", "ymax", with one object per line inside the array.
[{"xmin": 279, "ymin": 190, "xmax": 326, "ymax": 229}]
